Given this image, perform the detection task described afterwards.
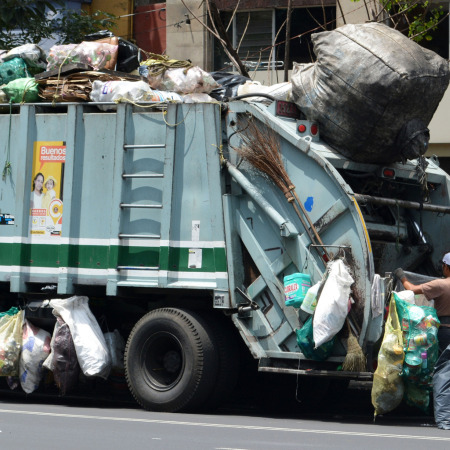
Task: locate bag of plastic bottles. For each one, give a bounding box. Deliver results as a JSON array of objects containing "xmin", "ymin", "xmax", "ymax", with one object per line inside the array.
[
  {"xmin": 371, "ymin": 296, "xmax": 405, "ymax": 416},
  {"xmin": 393, "ymin": 292, "xmax": 439, "ymax": 413}
]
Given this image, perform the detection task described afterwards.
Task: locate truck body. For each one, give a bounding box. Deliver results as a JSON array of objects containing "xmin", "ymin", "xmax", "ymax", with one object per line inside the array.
[{"xmin": 1, "ymin": 100, "xmax": 449, "ymax": 411}]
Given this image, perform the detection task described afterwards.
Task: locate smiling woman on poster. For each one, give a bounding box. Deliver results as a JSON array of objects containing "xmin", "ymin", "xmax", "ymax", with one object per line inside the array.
[
  {"xmin": 30, "ymin": 172, "xmax": 44, "ymax": 209},
  {"xmin": 41, "ymin": 175, "xmax": 57, "ymax": 210}
]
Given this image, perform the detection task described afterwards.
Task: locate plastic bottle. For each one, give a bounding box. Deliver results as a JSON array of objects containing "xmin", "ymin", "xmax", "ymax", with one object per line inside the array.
[
  {"xmin": 300, "ymin": 281, "xmax": 321, "ymax": 314},
  {"xmin": 421, "ymin": 351, "xmax": 428, "ymax": 373}
]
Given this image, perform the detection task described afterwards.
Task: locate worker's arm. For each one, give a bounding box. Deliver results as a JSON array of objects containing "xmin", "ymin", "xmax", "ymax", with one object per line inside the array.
[{"xmin": 393, "ymin": 267, "xmax": 424, "ymax": 294}]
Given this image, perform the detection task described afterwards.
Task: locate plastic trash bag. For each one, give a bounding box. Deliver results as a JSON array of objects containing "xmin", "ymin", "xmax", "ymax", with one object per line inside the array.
[
  {"xmin": 44, "ymin": 314, "xmax": 80, "ymax": 395},
  {"xmin": 0, "ymin": 309, "xmax": 24, "ymax": 376},
  {"xmin": 209, "ymin": 71, "xmax": 251, "ymax": 101},
  {"xmin": 104, "ymin": 329, "xmax": 125, "ymax": 370},
  {"xmin": 394, "ymin": 293, "xmax": 439, "ymax": 412},
  {"xmin": 371, "ymin": 296, "xmax": 405, "ymax": 416},
  {"xmin": 0, "ymin": 57, "xmax": 30, "ymax": 85},
  {"xmin": 2, "ymin": 44, "xmax": 47, "ymax": 72},
  {"xmin": 313, "ymin": 259, "xmax": 354, "ymax": 348},
  {"xmin": 90, "ymin": 80, "xmax": 151, "ymax": 111},
  {"xmin": 290, "ymin": 22, "xmax": 449, "ymax": 164},
  {"xmin": 3, "ymin": 77, "xmax": 39, "ymax": 103},
  {"xmin": 296, "ymin": 316, "xmax": 336, "ymax": 361},
  {"xmin": 46, "ymin": 42, "xmax": 118, "ymax": 71},
  {"xmin": 50, "ymin": 296, "xmax": 111, "ymax": 379},
  {"xmin": 19, "ymin": 319, "xmax": 51, "ymax": 393},
  {"xmin": 84, "ymin": 30, "xmax": 140, "ymax": 73},
  {"xmin": 146, "ymin": 66, "xmax": 219, "ymax": 94},
  {"xmin": 433, "ymin": 346, "xmax": 450, "ymax": 429},
  {"xmin": 236, "ymin": 81, "xmax": 292, "ymax": 102}
]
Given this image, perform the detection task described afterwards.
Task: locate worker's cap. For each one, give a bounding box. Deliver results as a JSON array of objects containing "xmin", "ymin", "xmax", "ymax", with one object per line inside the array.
[
  {"xmin": 442, "ymin": 252, "xmax": 450, "ymax": 265},
  {"xmin": 45, "ymin": 175, "xmax": 57, "ymax": 186}
]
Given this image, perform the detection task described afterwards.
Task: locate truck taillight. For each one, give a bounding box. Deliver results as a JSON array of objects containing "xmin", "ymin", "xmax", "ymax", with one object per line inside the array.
[
  {"xmin": 298, "ymin": 124, "xmax": 307, "ymax": 133},
  {"xmin": 382, "ymin": 168, "xmax": 396, "ymax": 178},
  {"xmin": 310, "ymin": 124, "xmax": 318, "ymax": 136}
]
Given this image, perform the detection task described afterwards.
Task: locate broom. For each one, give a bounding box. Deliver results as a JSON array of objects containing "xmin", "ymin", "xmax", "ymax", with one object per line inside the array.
[
  {"xmin": 342, "ymin": 318, "xmax": 367, "ymax": 372},
  {"xmin": 235, "ymin": 118, "xmax": 367, "ymax": 371}
]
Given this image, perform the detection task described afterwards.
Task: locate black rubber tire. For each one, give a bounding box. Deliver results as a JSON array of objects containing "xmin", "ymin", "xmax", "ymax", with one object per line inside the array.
[
  {"xmin": 201, "ymin": 313, "xmax": 241, "ymax": 410},
  {"xmin": 124, "ymin": 308, "xmax": 219, "ymax": 412}
]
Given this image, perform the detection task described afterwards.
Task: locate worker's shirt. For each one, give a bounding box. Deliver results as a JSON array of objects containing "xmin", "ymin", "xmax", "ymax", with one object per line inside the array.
[{"xmin": 420, "ymin": 277, "xmax": 450, "ymax": 326}]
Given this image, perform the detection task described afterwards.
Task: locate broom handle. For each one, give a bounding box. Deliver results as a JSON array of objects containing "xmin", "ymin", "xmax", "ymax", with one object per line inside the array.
[{"xmin": 290, "ymin": 189, "xmax": 330, "ymax": 260}]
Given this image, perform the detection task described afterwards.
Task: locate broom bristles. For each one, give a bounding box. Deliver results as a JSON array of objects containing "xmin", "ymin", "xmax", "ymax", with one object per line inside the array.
[{"xmin": 342, "ymin": 321, "xmax": 366, "ymax": 372}]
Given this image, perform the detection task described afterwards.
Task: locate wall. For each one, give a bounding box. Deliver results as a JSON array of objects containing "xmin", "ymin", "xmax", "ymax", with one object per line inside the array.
[
  {"xmin": 166, "ymin": 0, "xmax": 211, "ymax": 69},
  {"xmin": 134, "ymin": 3, "xmax": 166, "ymax": 54},
  {"xmin": 82, "ymin": 0, "xmax": 133, "ymax": 40}
]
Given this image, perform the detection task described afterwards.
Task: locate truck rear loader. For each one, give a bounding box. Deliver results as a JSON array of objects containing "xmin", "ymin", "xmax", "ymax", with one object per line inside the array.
[{"xmin": 1, "ymin": 99, "xmax": 449, "ymax": 412}]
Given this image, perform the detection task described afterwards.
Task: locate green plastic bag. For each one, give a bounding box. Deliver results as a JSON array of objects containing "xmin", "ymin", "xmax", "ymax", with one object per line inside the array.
[
  {"xmin": 0, "ymin": 57, "xmax": 30, "ymax": 85},
  {"xmin": 393, "ymin": 292, "xmax": 440, "ymax": 413},
  {"xmin": 3, "ymin": 78, "xmax": 39, "ymax": 103},
  {"xmin": 296, "ymin": 316, "xmax": 336, "ymax": 361}
]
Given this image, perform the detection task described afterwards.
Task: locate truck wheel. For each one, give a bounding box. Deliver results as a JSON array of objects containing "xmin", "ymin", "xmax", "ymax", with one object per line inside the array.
[
  {"xmin": 124, "ymin": 308, "xmax": 218, "ymax": 412},
  {"xmin": 202, "ymin": 314, "xmax": 240, "ymax": 410}
]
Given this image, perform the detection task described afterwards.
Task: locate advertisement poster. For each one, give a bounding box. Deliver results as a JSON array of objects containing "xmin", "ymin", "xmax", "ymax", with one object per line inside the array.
[{"xmin": 29, "ymin": 141, "xmax": 65, "ymax": 237}]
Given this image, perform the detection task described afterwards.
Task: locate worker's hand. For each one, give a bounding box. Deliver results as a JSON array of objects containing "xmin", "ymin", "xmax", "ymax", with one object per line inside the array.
[{"xmin": 393, "ymin": 268, "xmax": 406, "ymax": 281}]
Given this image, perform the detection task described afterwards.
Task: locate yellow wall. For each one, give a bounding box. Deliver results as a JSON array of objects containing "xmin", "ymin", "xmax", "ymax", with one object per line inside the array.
[{"xmin": 82, "ymin": 0, "xmax": 133, "ymax": 41}]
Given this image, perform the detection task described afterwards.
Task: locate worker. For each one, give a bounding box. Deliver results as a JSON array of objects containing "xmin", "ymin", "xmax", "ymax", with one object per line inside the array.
[{"xmin": 394, "ymin": 254, "xmax": 450, "ymax": 353}]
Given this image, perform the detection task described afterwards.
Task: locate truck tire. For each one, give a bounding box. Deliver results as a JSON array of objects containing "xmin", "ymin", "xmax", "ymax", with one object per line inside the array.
[
  {"xmin": 201, "ymin": 313, "xmax": 240, "ymax": 410},
  {"xmin": 124, "ymin": 307, "xmax": 218, "ymax": 412}
]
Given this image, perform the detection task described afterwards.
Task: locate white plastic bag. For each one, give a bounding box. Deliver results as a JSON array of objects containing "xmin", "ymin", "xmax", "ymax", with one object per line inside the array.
[
  {"xmin": 90, "ymin": 80, "xmax": 151, "ymax": 111},
  {"xmin": 50, "ymin": 296, "xmax": 111, "ymax": 379},
  {"xmin": 20, "ymin": 320, "xmax": 51, "ymax": 394},
  {"xmin": 147, "ymin": 66, "xmax": 219, "ymax": 94},
  {"xmin": 237, "ymin": 81, "xmax": 292, "ymax": 102},
  {"xmin": 313, "ymin": 260, "xmax": 354, "ymax": 348},
  {"xmin": 104, "ymin": 329, "xmax": 125, "ymax": 370}
]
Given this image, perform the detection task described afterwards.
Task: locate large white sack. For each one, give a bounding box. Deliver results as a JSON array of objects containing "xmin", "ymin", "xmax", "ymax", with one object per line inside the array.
[
  {"xmin": 313, "ymin": 260, "xmax": 354, "ymax": 348},
  {"xmin": 90, "ymin": 80, "xmax": 151, "ymax": 111},
  {"xmin": 50, "ymin": 296, "xmax": 111, "ymax": 379}
]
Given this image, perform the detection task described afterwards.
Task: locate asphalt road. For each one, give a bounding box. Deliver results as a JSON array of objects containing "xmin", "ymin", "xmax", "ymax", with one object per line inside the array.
[{"xmin": 0, "ymin": 379, "xmax": 449, "ymax": 449}]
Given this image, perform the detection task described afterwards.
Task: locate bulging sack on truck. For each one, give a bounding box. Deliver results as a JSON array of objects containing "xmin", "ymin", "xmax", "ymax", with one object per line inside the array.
[
  {"xmin": 3, "ymin": 77, "xmax": 40, "ymax": 103},
  {"xmin": 0, "ymin": 57, "xmax": 30, "ymax": 85},
  {"xmin": 46, "ymin": 42, "xmax": 118, "ymax": 71},
  {"xmin": 0, "ymin": 308, "xmax": 24, "ymax": 376},
  {"xmin": 2, "ymin": 44, "xmax": 47, "ymax": 72},
  {"xmin": 50, "ymin": 296, "xmax": 111, "ymax": 379},
  {"xmin": 313, "ymin": 260, "xmax": 354, "ymax": 348},
  {"xmin": 146, "ymin": 66, "xmax": 219, "ymax": 94},
  {"xmin": 90, "ymin": 80, "xmax": 152, "ymax": 110},
  {"xmin": 19, "ymin": 319, "xmax": 51, "ymax": 394},
  {"xmin": 290, "ymin": 22, "xmax": 450, "ymax": 164}
]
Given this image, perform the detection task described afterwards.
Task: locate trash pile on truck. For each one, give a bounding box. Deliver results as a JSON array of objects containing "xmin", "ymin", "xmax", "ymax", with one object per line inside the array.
[{"xmin": 2, "ymin": 22, "xmax": 450, "ymax": 413}]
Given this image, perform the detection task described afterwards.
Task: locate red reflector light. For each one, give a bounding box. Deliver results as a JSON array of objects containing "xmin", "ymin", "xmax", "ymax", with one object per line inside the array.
[
  {"xmin": 298, "ymin": 124, "xmax": 306, "ymax": 133},
  {"xmin": 310, "ymin": 124, "xmax": 318, "ymax": 135},
  {"xmin": 383, "ymin": 168, "xmax": 395, "ymax": 178}
]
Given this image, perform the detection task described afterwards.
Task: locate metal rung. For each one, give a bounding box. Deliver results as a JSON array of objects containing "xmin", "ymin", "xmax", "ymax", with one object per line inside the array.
[
  {"xmin": 119, "ymin": 234, "xmax": 161, "ymax": 239},
  {"xmin": 120, "ymin": 203, "xmax": 162, "ymax": 209},
  {"xmin": 122, "ymin": 173, "xmax": 164, "ymax": 178},
  {"xmin": 124, "ymin": 144, "xmax": 165, "ymax": 150},
  {"xmin": 117, "ymin": 266, "xmax": 159, "ymax": 271}
]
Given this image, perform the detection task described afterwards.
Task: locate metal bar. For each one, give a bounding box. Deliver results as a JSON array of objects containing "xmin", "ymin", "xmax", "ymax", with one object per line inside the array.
[
  {"xmin": 258, "ymin": 366, "xmax": 373, "ymax": 380},
  {"xmin": 354, "ymin": 193, "xmax": 450, "ymax": 214},
  {"xmin": 118, "ymin": 234, "xmax": 161, "ymax": 239},
  {"xmin": 122, "ymin": 173, "xmax": 164, "ymax": 178},
  {"xmin": 120, "ymin": 204, "xmax": 163, "ymax": 209},
  {"xmin": 226, "ymin": 161, "xmax": 298, "ymax": 238},
  {"xmin": 117, "ymin": 266, "xmax": 159, "ymax": 271},
  {"xmin": 124, "ymin": 144, "xmax": 165, "ymax": 150}
]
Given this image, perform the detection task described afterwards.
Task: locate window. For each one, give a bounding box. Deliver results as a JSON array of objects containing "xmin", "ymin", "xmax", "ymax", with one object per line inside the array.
[{"xmin": 214, "ymin": 7, "xmax": 336, "ymax": 72}]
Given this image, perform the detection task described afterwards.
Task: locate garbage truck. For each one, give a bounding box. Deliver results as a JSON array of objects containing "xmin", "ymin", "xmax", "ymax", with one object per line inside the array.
[{"xmin": 1, "ymin": 98, "xmax": 449, "ymax": 412}]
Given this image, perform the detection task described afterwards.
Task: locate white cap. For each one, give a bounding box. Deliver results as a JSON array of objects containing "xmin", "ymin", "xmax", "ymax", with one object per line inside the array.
[{"xmin": 443, "ymin": 252, "xmax": 450, "ymax": 265}]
